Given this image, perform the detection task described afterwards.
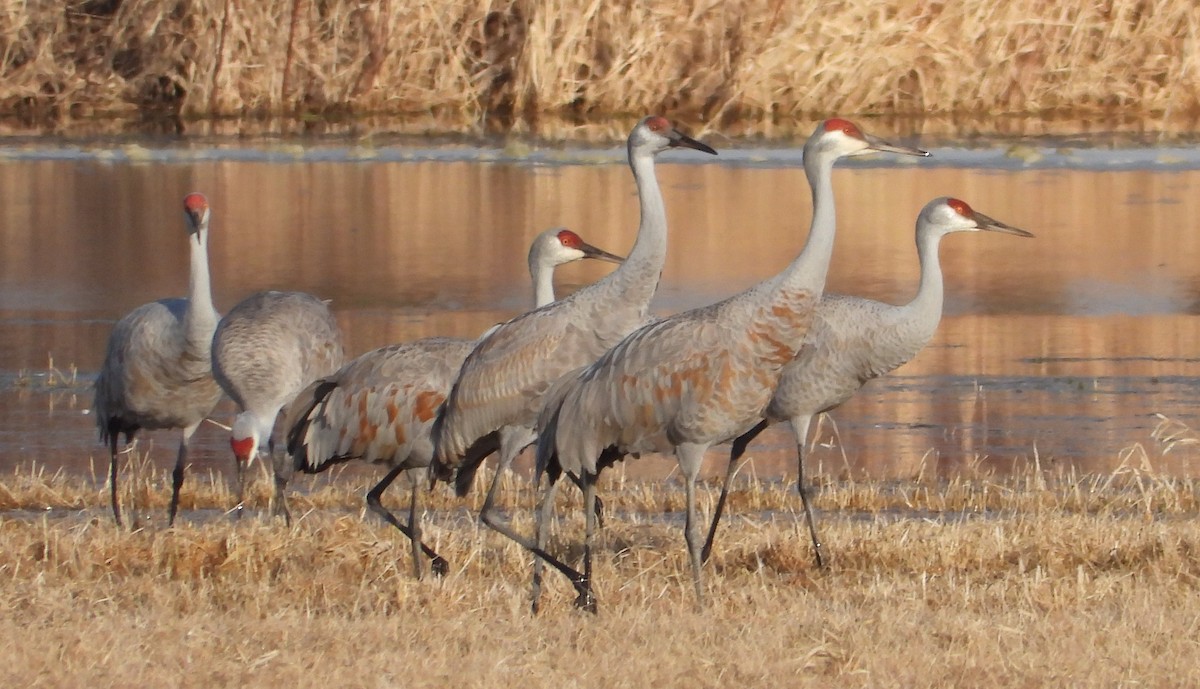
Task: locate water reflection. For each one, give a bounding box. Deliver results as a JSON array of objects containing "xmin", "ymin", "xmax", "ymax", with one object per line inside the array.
[{"xmin": 3, "ymin": 150, "xmax": 1200, "ymax": 479}]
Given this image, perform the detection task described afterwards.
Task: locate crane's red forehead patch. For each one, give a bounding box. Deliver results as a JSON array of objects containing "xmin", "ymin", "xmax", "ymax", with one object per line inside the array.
[
  {"xmin": 556, "ymin": 229, "xmax": 583, "ymax": 248},
  {"xmin": 823, "ymin": 118, "xmax": 863, "ymax": 139},
  {"xmin": 947, "ymin": 198, "xmax": 972, "ymax": 216},
  {"xmin": 230, "ymin": 436, "xmax": 254, "ymax": 460},
  {"xmin": 184, "ymin": 192, "xmax": 208, "ymax": 213},
  {"xmin": 646, "ymin": 116, "xmax": 670, "ymax": 132}
]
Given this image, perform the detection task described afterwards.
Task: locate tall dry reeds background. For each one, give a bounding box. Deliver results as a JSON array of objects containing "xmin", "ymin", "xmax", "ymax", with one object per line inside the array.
[{"xmin": 0, "ymin": 0, "xmax": 1197, "ymax": 138}]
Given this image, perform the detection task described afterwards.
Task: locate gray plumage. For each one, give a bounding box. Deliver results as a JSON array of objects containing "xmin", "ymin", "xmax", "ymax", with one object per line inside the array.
[
  {"xmin": 429, "ymin": 116, "xmax": 715, "ymax": 543},
  {"xmin": 706, "ymin": 196, "xmax": 1034, "ymax": 567},
  {"xmin": 528, "ymin": 119, "xmax": 930, "ymax": 612},
  {"xmin": 283, "ymin": 228, "xmax": 622, "ymax": 578},
  {"xmin": 93, "ymin": 192, "xmax": 223, "ymax": 528},
  {"xmin": 212, "ymin": 289, "xmax": 345, "ymax": 521}
]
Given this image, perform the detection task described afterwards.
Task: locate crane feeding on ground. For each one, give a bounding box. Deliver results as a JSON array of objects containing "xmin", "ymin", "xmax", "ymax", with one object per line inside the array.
[
  {"xmin": 284, "ymin": 228, "xmax": 622, "ymax": 578},
  {"xmin": 93, "ymin": 193, "xmax": 224, "ymax": 528},
  {"xmin": 702, "ymin": 196, "xmax": 1034, "ymax": 569},
  {"xmin": 527, "ymin": 119, "xmax": 929, "ymax": 612},
  {"xmin": 212, "ymin": 290, "xmax": 345, "ymax": 522}
]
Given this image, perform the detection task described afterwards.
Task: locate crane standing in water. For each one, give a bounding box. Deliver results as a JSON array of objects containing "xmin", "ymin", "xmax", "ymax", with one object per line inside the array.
[
  {"xmin": 212, "ymin": 290, "xmax": 345, "ymax": 522},
  {"xmin": 430, "ymin": 116, "xmax": 716, "ymax": 542},
  {"xmin": 702, "ymin": 197, "xmax": 1034, "ymax": 569},
  {"xmin": 93, "ymin": 193, "xmax": 224, "ymax": 528},
  {"xmin": 284, "ymin": 228, "xmax": 622, "ymax": 579},
  {"xmin": 529, "ymin": 119, "xmax": 929, "ymax": 611}
]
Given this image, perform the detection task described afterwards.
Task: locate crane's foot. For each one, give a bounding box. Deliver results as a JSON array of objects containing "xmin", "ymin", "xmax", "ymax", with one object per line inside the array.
[
  {"xmin": 572, "ymin": 579, "xmax": 597, "ymax": 614},
  {"xmin": 430, "ymin": 556, "xmax": 450, "ymax": 578}
]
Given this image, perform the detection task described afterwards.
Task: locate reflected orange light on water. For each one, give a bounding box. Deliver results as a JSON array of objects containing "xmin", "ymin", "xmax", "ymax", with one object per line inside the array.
[{"xmin": 2, "ymin": 154, "xmax": 1199, "ymax": 479}]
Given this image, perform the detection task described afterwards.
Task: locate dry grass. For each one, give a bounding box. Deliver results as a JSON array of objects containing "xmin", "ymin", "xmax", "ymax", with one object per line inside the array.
[
  {"xmin": 0, "ymin": 1, "xmax": 1197, "ymax": 139},
  {"xmin": 3, "ymin": 425, "xmax": 1200, "ymax": 687}
]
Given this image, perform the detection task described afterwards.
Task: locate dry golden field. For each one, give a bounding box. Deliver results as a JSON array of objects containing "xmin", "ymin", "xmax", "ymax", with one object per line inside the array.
[
  {"xmin": 1, "ymin": 1, "xmax": 1197, "ymax": 138},
  {"xmin": 2, "ymin": 423, "xmax": 1200, "ymax": 688}
]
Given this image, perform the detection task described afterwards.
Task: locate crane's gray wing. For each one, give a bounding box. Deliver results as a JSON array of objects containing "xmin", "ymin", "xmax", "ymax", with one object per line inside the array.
[
  {"xmin": 292, "ymin": 298, "xmax": 345, "ymax": 382},
  {"xmin": 212, "ymin": 291, "xmax": 344, "ymax": 413},
  {"xmin": 549, "ymin": 307, "xmax": 788, "ymax": 475},
  {"xmin": 288, "ymin": 338, "xmax": 475, "ymax": 473},
  {"xmin": 95, "ymin": 299, "xmax": 221, "ymax": 438},
  {"xmin": 768, "ymin": 294, "xmax": 926, "ymax": 421},
  {"xmin": 435, "ymin": 301, "xmax": 618, "ymax": 464}
]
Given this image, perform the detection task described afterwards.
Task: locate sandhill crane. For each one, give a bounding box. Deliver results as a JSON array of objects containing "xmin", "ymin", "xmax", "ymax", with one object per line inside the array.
[
  {"xmin": 283, "ymin": 228, "xmax": 622, "ymax": 579},
  {"xmin": 429, "ymin": 116, "xmax": 716, "ymax": 543},
  {"xmin": 702, "ymin": 197, "xmax": 1033, "ymax": 567},
  {"xmin": 212, "ymin": 290, "xmax": 345, "ymax": 522},
  {"xmin": 93, "ymin": 193, "xmax": 224, "ymax": 528},
  {"xmin": 527, "ymin": 119, "xmax": 929, "ymax": 611}
]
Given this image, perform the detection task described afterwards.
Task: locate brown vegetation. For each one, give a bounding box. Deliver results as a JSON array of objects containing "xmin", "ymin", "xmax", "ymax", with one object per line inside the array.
[
  {"xmin": 0, "ymin": 1, "xmax": 1197, "ymax": 139},
  {"xmin": 2, "ymin": 433, "xmax": 1200, "ymax": 687}
]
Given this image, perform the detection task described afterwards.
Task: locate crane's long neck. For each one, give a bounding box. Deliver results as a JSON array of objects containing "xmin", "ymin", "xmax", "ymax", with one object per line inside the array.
[
  {"xmin": 185, "ymin": 229, "xmax": 219, "ymax": 347},
  {"xmin": 607, "ymin": 147, "xmax": 668, "ymax": 306},
  {"xmin": 774, "ymin": 150, "xmax": 839, "ymax": 296},
  {"xmin": 902, "ymin": 227, "xmax": 946, "ymax": 332},
  {"xmin": 530, "ymin": 254, "xmax": 556, "ymax": 307}
]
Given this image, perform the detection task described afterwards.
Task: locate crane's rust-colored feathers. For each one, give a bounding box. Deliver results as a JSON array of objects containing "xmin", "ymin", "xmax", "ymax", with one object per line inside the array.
[
  {"xmin": 288, "ymin": 338, "xmax": 476, "ymax": 474},
  {"xmin": 547, "ymin": 289, "xmax": 819, "ymax": 476}
]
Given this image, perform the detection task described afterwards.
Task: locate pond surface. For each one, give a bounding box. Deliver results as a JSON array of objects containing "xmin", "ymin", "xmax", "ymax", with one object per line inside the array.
[{"xmin": 3, "ymin": 136, "xmax": 1200, "ymax": 485}]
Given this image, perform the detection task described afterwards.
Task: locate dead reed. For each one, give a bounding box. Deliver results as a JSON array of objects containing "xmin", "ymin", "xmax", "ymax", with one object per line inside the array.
[
  {"xmin": 1, "ymin": 467, "xmax": 1199, "ymax": 687},
  {"xmin": 1, "ymin": 1, "xmax": 1197, "ymax": 139},
  {"xmin": 2, "ymin": 420, "xmax": 1199, "ymax": 686}
]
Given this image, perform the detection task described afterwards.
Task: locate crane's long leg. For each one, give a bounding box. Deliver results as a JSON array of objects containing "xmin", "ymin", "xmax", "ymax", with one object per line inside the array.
[
  {"xmin": 478, "ymin": 462, "xmax": 590, "ymax": 604},
  {"xmin": 530, "ymin": 469, "xmax": 563, "ymax": 614},
  {"xmin": 791, "ymin": 414, "xmax": 824, "ymax": 568},
  {"xmin": 168, "ymin": 423, "xmax": 200, "ymax": 527},
  {"xmin": 407, "ymin": 474, "xmax": 425, "ymax": 580},
  {"xmin": 472, "ymin": 427, "xmax": 605, "ymax": 543},
  {"xmin": 366, "ymin": 464, "xmax": 448, "ymax": 578},
  {"xmin": 578, "ymin": 470, "xmax": 599, "ymax": 613},
  {"xmin": 269, "ymin": 438, "xmax": 292, "ymax": 526},
  {"xmin": 108, "ymin": 434, "xmax": 123, "ymax": 528},
  {"xmin": 677, "ymin": 442, "xmax": 708, "ymax": 608},
  {"xmin": 478, "ymin": 427, "xmax": 533, "ymax": 535},
  {"xmin": 701, "ymin": 418, "xmax": 769, "ymax": 563},
  {"xmin": 233, "ymin": 454, "xmax": 246, "ymax": 520}
]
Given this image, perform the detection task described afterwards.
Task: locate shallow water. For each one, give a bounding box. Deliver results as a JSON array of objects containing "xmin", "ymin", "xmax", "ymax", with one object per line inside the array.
[{"xmin": 3, "ymin": 138, "xmax": 1200, "ymax": 483}]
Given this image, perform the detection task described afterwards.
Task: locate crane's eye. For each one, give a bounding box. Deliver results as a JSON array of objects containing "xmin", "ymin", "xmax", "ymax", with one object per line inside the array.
[
  {"xmin": 646, "ymin": 116, "xmax": 670, "ymax": 133},
  {"xmin": 557, "ymin": 230, "xmax": 583, "ymax": 249},
  {"xmin": 946, "ymin": 198, "xmax": 972, "ymax": 217},
  {"xmin": 823, "ymin": 118, "xmax": 862, "ymax": 139}
]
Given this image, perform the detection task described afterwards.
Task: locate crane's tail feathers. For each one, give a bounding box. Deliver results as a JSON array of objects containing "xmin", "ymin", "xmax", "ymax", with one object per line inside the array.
[
  {"xmin": 453, "ymin": 432, "xmax": 501, "ymax": 497},
  {"xmin": 428, "ymin": 400, "xmax": 455, "ymax": 483},
  {"xmin": 533, "ymin": 403, "xmax": 566, "ymax": 489},
  {"xmin": 282, "ymin": 378, "xmax": 339, "ymax": 472}
]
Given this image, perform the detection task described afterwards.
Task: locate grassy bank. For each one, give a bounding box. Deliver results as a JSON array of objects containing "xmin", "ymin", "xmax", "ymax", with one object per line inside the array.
[
  {"xmin": 1, "ymin": 1, "xmax": 1197, "ymax": 139},
  {"xmin": 1, "ymin": 454, "xmax": 1199, "ymax": 687}
]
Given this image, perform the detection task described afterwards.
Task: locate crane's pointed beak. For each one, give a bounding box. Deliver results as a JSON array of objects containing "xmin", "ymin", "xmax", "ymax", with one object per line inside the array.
[
  {"xmin": 185, "ymin": 209, "xmax": 207, "ymax": 239},
  {"xmin": 864, "ymin": 133, "xmax": 930, "ymax": 158},
  {"xmin": 579, "ymin": 241, "xmax": 625, "ymax": 264},
  {"xmin": 668, "ymin": 129, "xmax": 718, "ymax": 155},
  {"xmin": 974, "ymin": 211, "xmax": 1035, "ymax": 237}
]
